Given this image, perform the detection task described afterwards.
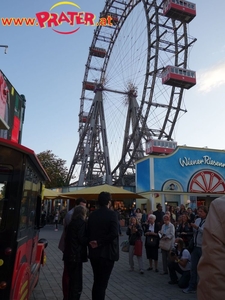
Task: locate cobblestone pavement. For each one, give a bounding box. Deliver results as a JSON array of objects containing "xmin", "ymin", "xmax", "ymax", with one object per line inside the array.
[{"xmin": 31, "ymin": 225, "xmax": 197, "ymax": 300}]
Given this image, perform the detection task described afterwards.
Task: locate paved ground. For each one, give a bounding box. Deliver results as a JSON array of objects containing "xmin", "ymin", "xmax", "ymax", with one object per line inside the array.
[{"xmin": 31, "ymin": 225, "xmax": 197, "ymax": 300}]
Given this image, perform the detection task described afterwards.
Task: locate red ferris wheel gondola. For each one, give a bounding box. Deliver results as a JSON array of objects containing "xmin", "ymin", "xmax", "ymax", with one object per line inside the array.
[
  {"xmin": 162, "ymin": 65, "xmax": 196, "ymax": 89},
  {"xmin": 163, "ymin": 0, "xmax": 196, "ymax": 23}
]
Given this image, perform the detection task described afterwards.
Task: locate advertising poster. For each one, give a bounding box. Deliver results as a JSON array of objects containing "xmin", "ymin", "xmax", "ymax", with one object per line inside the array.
[{"xmin": 0, "ymin": 70, "xmax": 25, "ymax": 143}]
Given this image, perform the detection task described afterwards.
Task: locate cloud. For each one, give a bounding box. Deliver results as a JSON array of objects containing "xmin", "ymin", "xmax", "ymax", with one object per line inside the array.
[{"xmin": 197, "ymin": 62, "xmax": 225, "ymax": 93}]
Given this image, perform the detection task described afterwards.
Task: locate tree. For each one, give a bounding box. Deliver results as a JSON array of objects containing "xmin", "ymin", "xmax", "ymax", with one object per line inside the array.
[{"xmin": 37, "ymin": 150, "xmax": 68, "ymax": 189}]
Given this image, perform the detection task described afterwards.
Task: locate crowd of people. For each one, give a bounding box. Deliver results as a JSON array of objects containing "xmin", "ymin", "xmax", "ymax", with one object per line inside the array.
[
  {"xmin": 125, "ymin": 203, "xmax": 209, "ymax": 296},
  {"xmin": 56, "ymin": 196, "xmax": 224, "ymax": 300}
]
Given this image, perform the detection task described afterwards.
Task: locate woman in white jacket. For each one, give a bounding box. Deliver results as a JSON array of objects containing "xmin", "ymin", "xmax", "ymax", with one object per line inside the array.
[{"xmin": 159, "ymin": 214, "xmax": 175, "ymax": 275}]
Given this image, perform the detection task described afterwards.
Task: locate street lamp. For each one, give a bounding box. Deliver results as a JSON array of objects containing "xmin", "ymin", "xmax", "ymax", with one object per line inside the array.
[{"xmin": 0, "ymin": 45, "xmax": 8, "ymax": 54}]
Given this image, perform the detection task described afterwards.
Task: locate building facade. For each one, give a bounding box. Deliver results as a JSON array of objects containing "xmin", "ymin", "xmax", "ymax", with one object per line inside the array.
[{"xmin": 136, "ymin": 146, "xmax": 225, "ymax": 212}]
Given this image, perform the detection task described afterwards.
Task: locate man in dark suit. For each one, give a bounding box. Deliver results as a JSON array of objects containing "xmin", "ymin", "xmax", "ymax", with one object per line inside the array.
[{"xmin": 87, "ymin": 192, "xmax": 119, "ymax": 300}]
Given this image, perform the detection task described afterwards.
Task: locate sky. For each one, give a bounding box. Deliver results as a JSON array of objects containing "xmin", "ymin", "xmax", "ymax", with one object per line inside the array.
[{"xmin": 0, "ymin": 0, "xmax": 225, "ymax": 173}]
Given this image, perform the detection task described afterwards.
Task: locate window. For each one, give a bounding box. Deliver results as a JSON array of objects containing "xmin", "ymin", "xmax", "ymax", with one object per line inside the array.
[
  {"xmin": 19, "ymin": 164, "xmax": 40, "ymax": 233},
  {"xmin": 19, "ymin": 196, "xmax": 29, "ymax": 230},
  {"xmin": 0, "ymin": 165, "xmax": 13, "ymax": 231}
]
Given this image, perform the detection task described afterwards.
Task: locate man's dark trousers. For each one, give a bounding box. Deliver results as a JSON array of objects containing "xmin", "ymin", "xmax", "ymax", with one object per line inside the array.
[{"xmin": 90, "ymin": 257, "xmax": 115, "ymax": 300}]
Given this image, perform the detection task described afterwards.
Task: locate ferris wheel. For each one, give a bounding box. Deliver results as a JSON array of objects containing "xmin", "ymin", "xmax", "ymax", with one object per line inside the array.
[{"xmin": 67, "ymin": 0, "xmax": 197, "ymax": 186}]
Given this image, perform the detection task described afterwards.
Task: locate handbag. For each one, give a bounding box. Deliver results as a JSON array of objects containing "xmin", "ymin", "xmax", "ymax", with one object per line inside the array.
[
  {"xmin": 146, "ymin": 236, "xmax": 158, "ymax": 247},
  {"xmin": 120, "ymin": 240, "xmax": 129, "ymax": 252},
  {"xmin": 134, "ymin": 239, "xmax": 143, "ymax": 256},
  {"xmin": 159, "ymin": 238, "xmax": 172, "ymax": 251}
]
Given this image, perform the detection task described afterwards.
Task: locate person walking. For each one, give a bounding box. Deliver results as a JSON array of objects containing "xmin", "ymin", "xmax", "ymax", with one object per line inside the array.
[
  {"xmin": 58, "ymin": 198, "xmax": 87, "ymax": 300},
  {"xmin": 54, "ymin": 210, "xmax": 59, "ymax": 231},
  {"xmin": 63, "ymin": 205, "xmax": 88, "ymax": 300},
  {"xmin": 182, "ymin": 205, "xmax": 208, "ymax": 294},
  {"xmin": 87, "ymin": 192, "xmax": 119, "ymax": 300},
  {"xmin": 115, "ymin": 208, "xmax": 123, "ymax": 236},
  {"xmin": 41, "ymin": 209, "xmax": 46, "ymax": 226}
]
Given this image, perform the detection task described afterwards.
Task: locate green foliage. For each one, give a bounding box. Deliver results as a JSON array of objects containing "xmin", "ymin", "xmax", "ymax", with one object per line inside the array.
[{"xmin": 37, "ymin": 150, "xmax": 68, "ymax": 188}]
